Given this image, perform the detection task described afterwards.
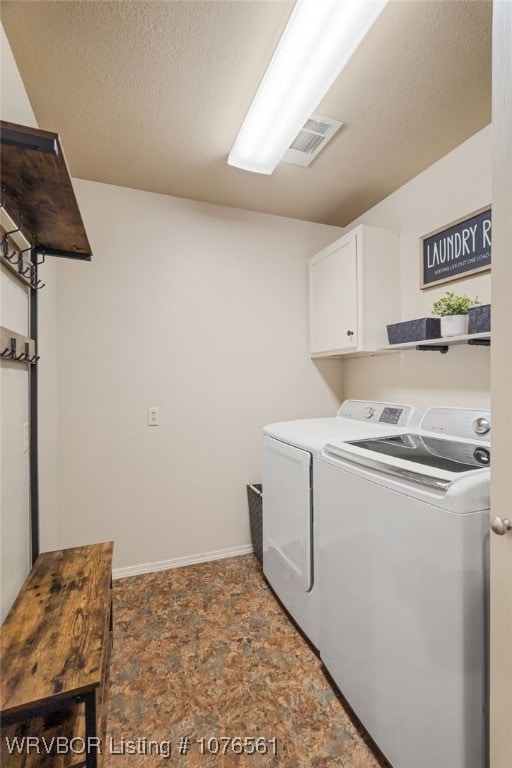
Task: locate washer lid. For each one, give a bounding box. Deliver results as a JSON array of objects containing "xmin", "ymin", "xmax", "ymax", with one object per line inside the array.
[{"xmin": 346, "ymin": 434, "xmax": 490, "ymax": 473}]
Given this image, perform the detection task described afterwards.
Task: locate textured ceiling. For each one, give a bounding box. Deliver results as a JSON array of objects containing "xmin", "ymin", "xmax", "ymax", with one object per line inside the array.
[{"xmin": 1, "ymin": 0, "xmax": 492, "ymax": 227}]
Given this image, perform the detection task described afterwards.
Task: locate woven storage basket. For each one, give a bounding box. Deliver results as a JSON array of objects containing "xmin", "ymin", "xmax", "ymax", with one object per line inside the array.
[
  {"xmin": 468, "ymin": 304, "xmax": 491, "ymax": 333},
  {"xmin": 246, "ymin": 484, "xmax": 263, "ymax": 564},
  {"xmin": 387, "ymin": 318, "xmax": 441, "ymax": 345}
]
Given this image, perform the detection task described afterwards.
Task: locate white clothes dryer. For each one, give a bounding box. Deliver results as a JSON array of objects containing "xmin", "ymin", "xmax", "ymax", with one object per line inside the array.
[
  {"xmin": 262, "ymin": 400, "xmax": 419, "ymax": 649},
  {"xmin": 318, "ymin": 407, "xmax": 491, "ymax": 768}
]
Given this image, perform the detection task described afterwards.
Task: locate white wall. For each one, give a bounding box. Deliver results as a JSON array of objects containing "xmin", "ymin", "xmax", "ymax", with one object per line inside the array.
[
  {"xmin": 56, "ymin": 181, "xmax": 343, "ymax": 571},
  {"xmin": 342, "ymin": 126, "xmax": 491, "ymax": 412}
]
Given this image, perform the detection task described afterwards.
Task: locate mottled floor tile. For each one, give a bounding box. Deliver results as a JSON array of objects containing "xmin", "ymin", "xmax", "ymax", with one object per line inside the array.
[{"xmin": 105, "ymin": 556, "xmax": 390, "ymax": 768}]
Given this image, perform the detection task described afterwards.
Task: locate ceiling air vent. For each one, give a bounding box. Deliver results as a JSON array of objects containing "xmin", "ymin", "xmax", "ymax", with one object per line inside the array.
[{"xmin": 281, "ymin": 114, "xmax": 343, "ymax": 167}]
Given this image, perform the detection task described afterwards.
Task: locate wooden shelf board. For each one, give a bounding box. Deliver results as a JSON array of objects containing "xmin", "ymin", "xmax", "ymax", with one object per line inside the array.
[{"xmin": 1, "ymin": 121, "xmax": 92, "ymax": 260}]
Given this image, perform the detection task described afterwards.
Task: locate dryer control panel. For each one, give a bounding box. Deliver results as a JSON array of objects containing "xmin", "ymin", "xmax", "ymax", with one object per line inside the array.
[
  {"xmin": 337, "ymin": 400, "xmax": 419, "ymax": 428},
  {"xmin": 421, "ymin": 407, "xmax": 491, "ymax": 442}
]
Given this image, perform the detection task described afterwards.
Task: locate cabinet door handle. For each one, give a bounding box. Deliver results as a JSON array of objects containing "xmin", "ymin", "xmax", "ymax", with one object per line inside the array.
[{"xmin": 346, "ymin": 330, "xmax": 354, "ymax": 337}]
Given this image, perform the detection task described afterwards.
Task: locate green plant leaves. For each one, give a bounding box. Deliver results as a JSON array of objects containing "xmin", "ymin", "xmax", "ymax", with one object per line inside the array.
[{"xmin": 432, "ymin": 292, "xmax": 480, "ymax": 316}]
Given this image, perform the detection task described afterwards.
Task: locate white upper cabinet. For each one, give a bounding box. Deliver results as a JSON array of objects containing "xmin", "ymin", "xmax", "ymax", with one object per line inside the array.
[{"xmin": 309, "ymin": 225, "xmax": 400, "ymax": 356}]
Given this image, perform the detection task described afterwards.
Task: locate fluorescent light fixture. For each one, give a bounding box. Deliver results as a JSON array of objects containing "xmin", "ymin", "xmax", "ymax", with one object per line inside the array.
[{"xmin": 228, "ymin": 0, "xmax": 388, "ymax": 175}]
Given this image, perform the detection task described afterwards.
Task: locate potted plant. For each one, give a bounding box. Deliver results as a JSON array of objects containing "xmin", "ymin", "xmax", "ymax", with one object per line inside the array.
[{"xmin": 432, "ymin": 292, "xmax": 480, "ymax": 338}]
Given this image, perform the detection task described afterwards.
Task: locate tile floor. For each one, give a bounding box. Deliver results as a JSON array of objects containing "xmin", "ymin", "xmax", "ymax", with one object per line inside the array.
[{"xmin": 106, "ymin": 555, "xmax": 390, "ymax": 767}]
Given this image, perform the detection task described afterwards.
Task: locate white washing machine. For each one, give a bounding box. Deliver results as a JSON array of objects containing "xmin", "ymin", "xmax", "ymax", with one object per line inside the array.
[
  {"xmin": 262, "ymin": 400, "xmax": 419, "ymax": 649},
  {"xmin": 317, "ymin": 407, "xmax": 491, "ymax": 768}
]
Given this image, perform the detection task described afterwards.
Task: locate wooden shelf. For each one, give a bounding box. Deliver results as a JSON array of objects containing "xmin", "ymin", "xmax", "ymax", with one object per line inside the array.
[
  {"xmin": 0, "ymin": 121, "xmax": 92, "ymax": 260},
  {"xmin": 380, "ymin": 332, "xmax": 491, "ymax": 352}
]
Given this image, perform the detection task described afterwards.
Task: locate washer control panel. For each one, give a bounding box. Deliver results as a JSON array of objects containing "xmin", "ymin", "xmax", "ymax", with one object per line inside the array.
[
  {"xmin": 379, "ymin": 407, "xmax": 405, "ymax": 425},
  {"xmin": 337, "ymin": 401, "xmax": 418, "ymax": 428}
]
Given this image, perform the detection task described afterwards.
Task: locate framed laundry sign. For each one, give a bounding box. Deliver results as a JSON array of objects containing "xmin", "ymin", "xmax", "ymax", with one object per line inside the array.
[{"xmin": 420, "ymin": 207, "xmax": 492, "ymax": 289}]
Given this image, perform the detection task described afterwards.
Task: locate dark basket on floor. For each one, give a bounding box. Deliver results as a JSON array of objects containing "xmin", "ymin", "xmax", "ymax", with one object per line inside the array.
[
  {"xmin": 246, "ymin": 484, "xmax": 263, "ymax": 564},
  {"xmin": 386, "ymin": 317, "xmax": 441, "ymax": 345},
  {"xmin": 468, "ymin": 304, "xmax": 491, "ymax": 333}
]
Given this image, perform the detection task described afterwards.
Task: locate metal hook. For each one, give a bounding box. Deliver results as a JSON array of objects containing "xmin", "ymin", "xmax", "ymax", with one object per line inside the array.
[
  {"xmin": 26, "ymin": 262, "xmax": 37, "ymax": 283},
  {"xmin": 28, "ymin": 257, "xmax": 45, "ymax": 289},
  {"xmin": 0, "ymin": 339, "xmax": 18, "ymax": 358},
  {"xmin": 36, "ymin": 251, "xmax": 46, "ymax": 266},
  {"xmin": 5, "ymin": 248, "xmax": 19, "ymax": 264},
  {"xmin": 19, "ymin": 263, "xmax": 32, "ymax": 277},
  {"xmin": 2, "ymin": 338, "xmax": 21, "ymax": 360},
  {"xmin": 22, "ymin": 344, "xmax": 39, "ymax": 364},
  {"xmin": 17, "ymin": 245, "xmax": 33, "ymax": 276}
]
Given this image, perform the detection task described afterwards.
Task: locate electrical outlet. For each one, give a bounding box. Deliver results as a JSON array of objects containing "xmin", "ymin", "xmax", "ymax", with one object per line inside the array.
[
  {"xmin": 23, "ymin": 423, "xmax": 29, "ymax": 453},
  {"xmin": 147, "ymin": 407, "xmax": 160, "ymax": 426}
]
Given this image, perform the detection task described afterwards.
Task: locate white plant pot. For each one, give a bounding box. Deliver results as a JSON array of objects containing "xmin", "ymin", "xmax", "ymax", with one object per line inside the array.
[{"xmin": 440, "ymin": 315, "xmax": 469, "ymax": 338}]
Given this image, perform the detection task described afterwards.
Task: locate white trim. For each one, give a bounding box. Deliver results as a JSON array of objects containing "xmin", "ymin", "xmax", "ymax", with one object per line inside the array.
[{"xmin": 112, "ymin": 544, "xmax": 254, "ymax": 581}]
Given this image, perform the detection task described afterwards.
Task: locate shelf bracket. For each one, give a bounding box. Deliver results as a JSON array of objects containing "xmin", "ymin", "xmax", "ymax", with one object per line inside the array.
[
  {"xmin": 415, "ymin": 344, "xmax": 449, "ymax": 354},
  {"xmin": 468, "ymin": 338, "xmax": 491, "ymax": 346}
]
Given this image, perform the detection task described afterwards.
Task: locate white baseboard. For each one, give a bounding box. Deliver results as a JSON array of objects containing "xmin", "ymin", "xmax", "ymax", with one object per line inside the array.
[{"xmin": 112, "ymin": 543, "xmax": 254, "ymax": 581}]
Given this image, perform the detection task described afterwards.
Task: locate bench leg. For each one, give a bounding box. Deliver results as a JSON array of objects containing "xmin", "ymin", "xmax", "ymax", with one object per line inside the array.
[{"xmin": 83, "ymin": 691, "xmax": 98, "ymax": 768}]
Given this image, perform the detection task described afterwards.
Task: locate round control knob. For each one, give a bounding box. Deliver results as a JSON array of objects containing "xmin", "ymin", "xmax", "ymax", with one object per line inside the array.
[
  {"xmin": 473, "ymin": 447, "xmax": 490, "ymax": 466},
  {"xmin": 363, "ymin": 406, "xmax": 375, "ymax": 419},
  {"xmin": 491, "ymin": 517, "xmax": 512, "ymax": 536},
  {"xmin": 473, "ymin": 417, "xmax": 490, "ymax": 435}
]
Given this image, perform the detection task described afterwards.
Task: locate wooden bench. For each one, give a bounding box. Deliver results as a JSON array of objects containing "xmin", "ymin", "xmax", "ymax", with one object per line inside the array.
[{"xmin": 0, "ymin": 543, "xmax": 114, "ymax": 768}]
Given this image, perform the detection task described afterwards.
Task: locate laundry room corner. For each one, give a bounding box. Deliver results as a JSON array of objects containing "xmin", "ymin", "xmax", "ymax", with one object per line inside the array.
[{"xmin": 340, "ymin": 126, "xmax": 491, "ymax": 412}]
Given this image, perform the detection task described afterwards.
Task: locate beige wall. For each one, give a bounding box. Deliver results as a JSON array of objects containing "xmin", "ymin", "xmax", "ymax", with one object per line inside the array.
[
  {"xmin": 56, "ymin": 181, "xmax": 343, "ymax": 571},
  {"xmin": 1, "ymin": 23, "xmax": 59, "ymax": 617},
  {"xmin": 1, "ymin": 263, "xmax": 31, "ymax": 620},
  {"xmin": 1, "ymin": 24, "xmax": 37, "ymax": 127},
  {"xmin": 37, "ymin": 259, "xmax": 59, "ymax": 552},
  {"xmin": 342, "ymin": 126, "xmax": 491, "ymax": 411}
]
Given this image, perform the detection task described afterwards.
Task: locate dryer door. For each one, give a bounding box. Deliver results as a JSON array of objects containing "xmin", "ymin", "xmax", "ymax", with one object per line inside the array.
[{"xmin": 262, "ymin": 436, "xmax": 313, "ymax": 596}]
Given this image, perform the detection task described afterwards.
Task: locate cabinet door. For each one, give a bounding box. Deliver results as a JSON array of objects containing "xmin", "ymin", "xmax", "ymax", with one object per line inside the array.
[{"xmin": 309, "ymin": 234, "xmax": 358, "ymax": 354}]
